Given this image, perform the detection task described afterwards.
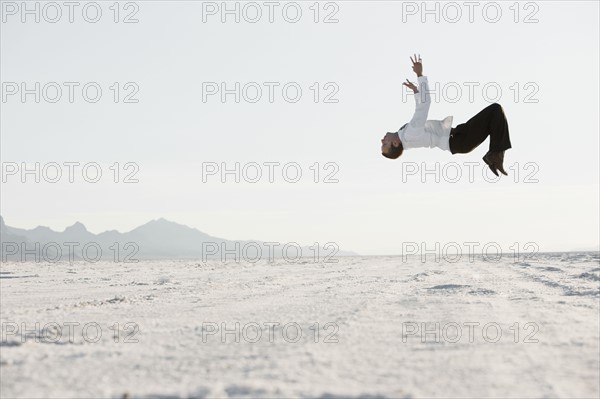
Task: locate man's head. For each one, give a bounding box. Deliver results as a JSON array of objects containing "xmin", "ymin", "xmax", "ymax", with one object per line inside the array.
[{"xmin": 381, "ymin": 132, "xmax": 403, "ymax": 159}]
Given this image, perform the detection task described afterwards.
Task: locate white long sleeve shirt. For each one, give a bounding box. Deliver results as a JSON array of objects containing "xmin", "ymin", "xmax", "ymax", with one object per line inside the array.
[{"xmin": 397, "ymin": 76, "xmax": 453, "ymax": 152}]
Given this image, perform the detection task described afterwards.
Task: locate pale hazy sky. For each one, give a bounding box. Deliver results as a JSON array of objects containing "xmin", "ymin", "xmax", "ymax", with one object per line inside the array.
[{"xmin": 1, "ymin": 0, "xmax": 599, "ymax": 255}]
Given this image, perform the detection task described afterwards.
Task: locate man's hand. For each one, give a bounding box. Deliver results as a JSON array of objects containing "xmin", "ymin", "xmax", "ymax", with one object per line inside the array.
[
  {"xmin": 411, "ymin": 54, "xmax": 423, "ymax": 77},
  {"xmin": 403, "ymin": 79, "xmax": 419, "ymax": 93}
]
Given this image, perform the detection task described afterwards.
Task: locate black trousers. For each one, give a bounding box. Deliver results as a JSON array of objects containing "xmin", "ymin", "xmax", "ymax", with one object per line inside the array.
[{"xmin": 449, "ymin": 103, "xmax": 512, "ymax": 154}]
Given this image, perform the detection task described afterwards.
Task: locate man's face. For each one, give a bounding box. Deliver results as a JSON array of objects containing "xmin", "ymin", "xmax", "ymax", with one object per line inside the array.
[{"xmin": 381, "ymin": 132, "xmax": 399, "ymax": 155}]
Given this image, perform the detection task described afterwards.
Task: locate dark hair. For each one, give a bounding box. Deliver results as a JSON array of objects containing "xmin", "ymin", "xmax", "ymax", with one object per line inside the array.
[{"xmin": 382, "ymin": 141, "xmax": 404, "ymax": 159}]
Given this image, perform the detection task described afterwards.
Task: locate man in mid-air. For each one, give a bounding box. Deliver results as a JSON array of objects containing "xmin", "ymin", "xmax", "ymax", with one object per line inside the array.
[{"xmin": 381, "ymin": 54, "xmax": 512, "ymax": 176}]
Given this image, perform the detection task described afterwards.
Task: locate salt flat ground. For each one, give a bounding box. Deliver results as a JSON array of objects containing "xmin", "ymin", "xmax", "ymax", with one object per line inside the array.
[{"xmin": 1, "ymin": 253, "xmax": 599, "ymax": 399}]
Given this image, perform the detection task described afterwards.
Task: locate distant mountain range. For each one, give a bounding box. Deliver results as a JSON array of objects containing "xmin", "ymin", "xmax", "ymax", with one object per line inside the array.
[{"xmin": 0, "ymin": 216, "xmax": 358, "ymax": 262}]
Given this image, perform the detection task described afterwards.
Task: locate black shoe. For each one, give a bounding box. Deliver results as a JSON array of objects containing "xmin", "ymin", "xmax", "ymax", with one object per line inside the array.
[{"xmin": 483, "ymin": 151, "xmax": 507, "ymax": 177}]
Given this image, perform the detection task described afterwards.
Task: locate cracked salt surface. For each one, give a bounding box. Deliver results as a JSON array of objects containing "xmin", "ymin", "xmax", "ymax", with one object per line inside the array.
[{"xmin": 1, "ymin": 253, "xmax": 599, "ymax": 398}]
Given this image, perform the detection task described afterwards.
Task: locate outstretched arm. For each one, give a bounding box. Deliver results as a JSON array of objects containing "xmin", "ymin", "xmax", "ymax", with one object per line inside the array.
[{"xmin": 403, "ymin": 54, "xmax": 430, "ymax": 128}]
